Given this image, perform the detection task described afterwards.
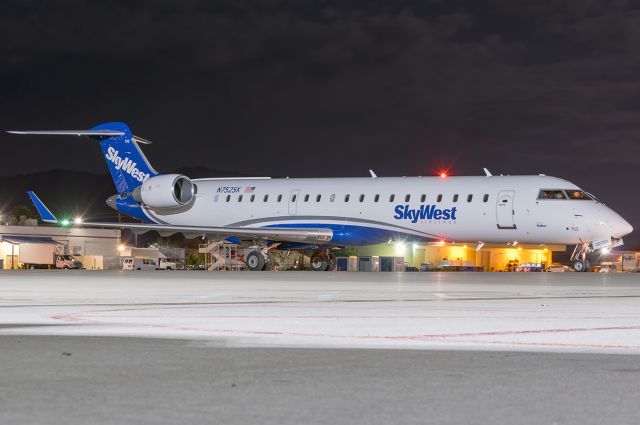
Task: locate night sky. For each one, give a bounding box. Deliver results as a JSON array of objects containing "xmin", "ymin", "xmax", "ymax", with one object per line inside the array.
[{"xmin": 1, "ymin": 1, "xmax": 639, "ymax": 244}]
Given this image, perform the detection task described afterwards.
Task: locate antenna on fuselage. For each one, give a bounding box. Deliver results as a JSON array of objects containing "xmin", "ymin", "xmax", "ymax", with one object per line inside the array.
[
  {"xmin": 369, "ymin": 170, "xmax": 377, "ymax": 178},
  {"xmin": 483, "ymin": 168, "xmax": 492, "ymax": 177}
]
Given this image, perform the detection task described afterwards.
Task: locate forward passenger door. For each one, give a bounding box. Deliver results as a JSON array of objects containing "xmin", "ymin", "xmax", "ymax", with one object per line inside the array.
[{"xmin": 496, "ymin": 190, "xmax": 517, "ymax": 229}]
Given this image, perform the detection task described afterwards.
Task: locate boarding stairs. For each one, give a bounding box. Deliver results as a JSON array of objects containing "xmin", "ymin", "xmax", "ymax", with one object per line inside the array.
[{"xmin": 199, "ymin": 241, "xmax": 246, "ymax": 271}]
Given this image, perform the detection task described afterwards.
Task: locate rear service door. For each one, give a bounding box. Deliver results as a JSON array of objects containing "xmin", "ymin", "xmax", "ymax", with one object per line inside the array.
[
  {"xmin": 496, "ymin": 190, "xmax": 517, "ymax": 229},
  {"xmin": 288, "ymin": 189, "xmax": 300, "ymax": 215}
]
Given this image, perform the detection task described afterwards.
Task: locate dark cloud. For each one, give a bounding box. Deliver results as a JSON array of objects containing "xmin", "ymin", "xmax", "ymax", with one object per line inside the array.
[{"xmin": 1, "ymin": 0, "xmax": 639, "ymax": 242}]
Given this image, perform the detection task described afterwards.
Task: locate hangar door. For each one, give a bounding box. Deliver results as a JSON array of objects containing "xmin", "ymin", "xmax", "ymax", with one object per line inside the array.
[{"xmin": 496, "ymin": 190, "xmax": 517, "ymax": 229}]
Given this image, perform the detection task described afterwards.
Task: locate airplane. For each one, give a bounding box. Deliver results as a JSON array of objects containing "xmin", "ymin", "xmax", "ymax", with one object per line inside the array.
[{"xmin": 9, "ymin": 121, "xmax": 633, "ymax": 272}]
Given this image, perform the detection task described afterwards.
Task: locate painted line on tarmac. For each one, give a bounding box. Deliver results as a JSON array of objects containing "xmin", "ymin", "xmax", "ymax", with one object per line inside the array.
[{"xmin": 46, "ymin": 309, "xmax": 640, "ymax": 351}]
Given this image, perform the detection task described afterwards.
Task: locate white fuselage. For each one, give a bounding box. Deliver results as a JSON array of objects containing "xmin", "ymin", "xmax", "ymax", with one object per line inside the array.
[{"xmin": 141, "ymin": 175, "xmax": 632, "ymax": 246}]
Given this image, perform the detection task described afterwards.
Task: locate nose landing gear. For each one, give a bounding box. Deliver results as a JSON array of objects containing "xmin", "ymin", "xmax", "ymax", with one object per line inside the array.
[{"xmin": 570, "ymin": 240, "xmax": 592, "ymax": 272}]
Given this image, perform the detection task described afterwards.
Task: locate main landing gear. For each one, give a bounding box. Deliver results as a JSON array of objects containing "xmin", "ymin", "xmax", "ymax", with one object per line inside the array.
[
  {"xmin": 244, "ymin": 245, "xmax": 336, "ymax": 271},
  {"xmin": 246, "ymin": 245, "xmax": 275, "ymax": 271},
  {"xmin": 245, "ymin": 251, "xmax": 267, "ymax": 271},
  {"xmin": 309, "ymin": 250, "xmax": 336, "ymax": 272}
]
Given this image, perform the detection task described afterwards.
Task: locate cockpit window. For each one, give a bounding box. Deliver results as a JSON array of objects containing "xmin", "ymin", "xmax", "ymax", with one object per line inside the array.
[
  {"xmin": 586, "ymin": 192, "xmax": 602, "ymax": 203},
  {"xmin": 538, "ymin": 190, "xmax": 566, "ymax": 200},
  {"xmin": 565, "ymin": 190, "xmax": 591, "ymax": 200}
]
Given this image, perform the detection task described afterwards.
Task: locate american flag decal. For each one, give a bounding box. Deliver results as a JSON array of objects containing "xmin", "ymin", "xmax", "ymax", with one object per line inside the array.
[{"xmin": 244, "ymin": 186, "xmax": 256, "ymax": 193}]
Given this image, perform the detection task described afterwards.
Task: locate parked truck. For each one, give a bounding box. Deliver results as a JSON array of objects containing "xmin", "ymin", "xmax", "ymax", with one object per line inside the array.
[
  {"xmin": 158, "ymin": 258, "xmax": 178, "ymax": 270},
  {"xmin": 123, "ymin": 257, "xmax": 158, "ymax": 271},
  {"xmin": 18, "ymin": 244, "xmax": 83, "ymax": 269},
  {"xmin": 55, "ymin": 254, "xmax": 83, "ymax": 269}
]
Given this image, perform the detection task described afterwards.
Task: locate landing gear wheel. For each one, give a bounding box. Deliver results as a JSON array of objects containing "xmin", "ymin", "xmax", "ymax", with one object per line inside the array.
[
  {"xmin": 310, "ymin": 253, "xmax": 329, "ymax": 271},
  {"xmin": 573, "ymin": 260, "xmax": 588, "ymax": 272},
  {"xmin": 246, "ymin": 251, "xmax": 266, "ymax": 271},
  {"xmin": 327, "ymin": 253, "xmax": 337, "ymax": 271}
]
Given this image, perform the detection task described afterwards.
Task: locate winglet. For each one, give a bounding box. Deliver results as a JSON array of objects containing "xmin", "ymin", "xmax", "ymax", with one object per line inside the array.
[{"xmin": 26, "ymin": 191, "xmax": 58, "ymax": 223}]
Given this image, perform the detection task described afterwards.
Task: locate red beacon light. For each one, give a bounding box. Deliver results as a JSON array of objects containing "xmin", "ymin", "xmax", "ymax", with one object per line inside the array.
[{"xmin": 439, "ymin": 171, "xmax": 448, "ymax": 178}]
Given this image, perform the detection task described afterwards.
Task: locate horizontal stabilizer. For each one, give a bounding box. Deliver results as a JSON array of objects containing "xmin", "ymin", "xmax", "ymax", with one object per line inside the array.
[
  {"xmin": 7, "ymin": 130, "xmax": 152, "ymax": 144},
  {"xmin": 26, "ymin": 191, "xmax": 58, "ymax": 223},
  {"xmin": 8, "ymin": 130, "xmax": 124, "ymax": 137}
]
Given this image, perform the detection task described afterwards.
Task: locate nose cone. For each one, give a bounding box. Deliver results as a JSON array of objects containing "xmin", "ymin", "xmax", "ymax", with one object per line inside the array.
[
  {"xmin": 616, "ymin": 218, "xmax": 634, "ymax": 238},
  {"xmin": 603, "ymin": 207, "xmax": 633, "ymax": 238}
]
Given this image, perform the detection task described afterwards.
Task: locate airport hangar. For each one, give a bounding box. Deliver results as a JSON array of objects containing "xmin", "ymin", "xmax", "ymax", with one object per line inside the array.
[
  {"xmin": 0, "ymin": 221, "xmax": 122, "ymax": 269},
  {"xmin": 0, "ymin": 219, "xmax": 568, "ymax": 271}
]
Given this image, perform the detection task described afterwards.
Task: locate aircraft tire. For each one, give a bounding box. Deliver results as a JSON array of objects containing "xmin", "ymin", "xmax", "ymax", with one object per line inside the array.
[
  {"xmin": 246, "ymin": 251, "xmax": 265, "ymax": 271},
  {"xmin": 310, "ymin": 253, "xmax": 329, "ymax": 271},
  {"xmin": 573, "ymin": 260, "xmax": 588, "ymax": 272},
  {"xmin": 327, "ymin": 253, "xmax": 337, "ymax": 271}
]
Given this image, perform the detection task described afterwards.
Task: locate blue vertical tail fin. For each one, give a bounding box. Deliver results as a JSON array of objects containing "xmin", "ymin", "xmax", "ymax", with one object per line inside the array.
[
  {"xmin": 7, "ymin": 122, "xmax": 160, "ymax": 194},
  {"xmin": 91, "ymin": 122, "xmax": 159, "ymax": 194}
]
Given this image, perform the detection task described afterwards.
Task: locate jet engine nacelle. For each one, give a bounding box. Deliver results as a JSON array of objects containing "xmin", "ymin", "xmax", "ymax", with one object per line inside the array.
[{"xmin": 133, "ymin": 174, "xmax": 195, "ymax": 209}]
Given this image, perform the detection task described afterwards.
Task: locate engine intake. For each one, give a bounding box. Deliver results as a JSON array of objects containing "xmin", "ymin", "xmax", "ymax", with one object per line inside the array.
[{"xmin": 133, "ymin": 174, "xmax": 195, "ymax": 209}]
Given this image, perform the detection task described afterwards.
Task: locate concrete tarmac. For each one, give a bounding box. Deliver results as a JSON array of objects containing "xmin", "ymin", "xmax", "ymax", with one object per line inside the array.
[
  {"xmin": 1, "ymin": 270, "xmax": 640, "ymax": 352},
  {"xmin": 2, "ymin": 335, "xmax": 640, "ymax": 425},
  {"xmin": 2, "ymin": 270, "xmax": 640, "ymax": 424}
]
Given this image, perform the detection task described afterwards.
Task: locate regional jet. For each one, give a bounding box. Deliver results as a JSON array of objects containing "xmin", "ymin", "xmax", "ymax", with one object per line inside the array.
[{"xmin": 9, "ymin": 122, "xmax": 633, "ymax": 272}]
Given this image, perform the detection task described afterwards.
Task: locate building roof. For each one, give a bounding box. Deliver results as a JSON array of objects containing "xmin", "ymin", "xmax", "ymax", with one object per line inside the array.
[{"xmin": 1, "ymin": 235, "xmax": 61, "ymax": 245}]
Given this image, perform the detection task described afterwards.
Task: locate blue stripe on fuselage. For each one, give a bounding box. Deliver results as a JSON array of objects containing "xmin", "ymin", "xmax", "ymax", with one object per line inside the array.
[{"xmin": 265, "ymin": 223, "xmax": 432, "ymax": 246}]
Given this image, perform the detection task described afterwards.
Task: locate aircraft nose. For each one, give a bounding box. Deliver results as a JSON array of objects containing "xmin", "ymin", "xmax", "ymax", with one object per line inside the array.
[
  {"xmin": 603, "ymin": 207, "xmax": 633, "ymax": 238},
  {"xmin": 596, "ymin": 205, "xmax": 633, "ymax": 238},
  {"xmin": 616, "ymin": 218, "xmax": 634, "ymax": 238}
]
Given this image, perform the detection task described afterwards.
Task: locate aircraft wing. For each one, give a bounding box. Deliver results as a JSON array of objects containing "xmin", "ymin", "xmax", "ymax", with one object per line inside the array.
[
  {"xmin": 27, "ymin": 190, "xmax": 332, "ymax": 243},
  {"xmin": 77, "ymin": 221, "xmax": 333, "ymax": 244}
]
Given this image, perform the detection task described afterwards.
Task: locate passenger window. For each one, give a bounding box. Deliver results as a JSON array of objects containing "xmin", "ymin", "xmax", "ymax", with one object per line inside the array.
[
  {"xmin": 453, "ymin": 194, "xmax": 458, "ymax": 202},
  {"xmin": 238, "ymin": 195, "xmax": 243, "ymax": 202},
  {"xmin": 304, "ymin": 194, "xmax": 309, "ymax": 202},
  {"xmin": 389, "ymin": 194, "xmax": 395, "ymax": 202},
  {"xmin": 214, "ymin": 194, "xmax": 219, "ymax": 202},
  {"xmin": 345, "ymin": 194, "xmax": 350, "ymax": 202},
  {"xmin": 483, "ymin": 194, "xmax": 489, "ymax": 202},
  {"xmin": 359, "ymin": 194, "xmax": 365, "ymax": 202},
  {"xmin": 538, "ymin": 190, "xmax": 566, "ymax": 200},
  {"xmin": 437, "ymin": 194, "xmax": 442, "ymax": 202},
  {"xmin": 250, "ymin": 194, "xmax": 255, "ymax": 202},
  {"xmin": 405, "ymin": 194, "xmax": 411, "ymax": 202},
  {"xmin": 374, "ymin": 194, "xmax": 380, "ymax": 202},
  {"xmin": 263, "ymin": 194, "xmax": 269, "ymax": 202},
  {"xmin": 277, "ymin": 194, "xmax": 283, "ymax": 202},
  {"xmin": 330, "ymin": 194, "xmax": 335, "ymax": 202},
  {"xmin": 226, "ymin": 195, "xmax": 231, "ymax": 202},
  {"xmin": 467, "ymin": 194, "xmax": 473, "ymax": 202},
  {"xmin": 316, "ymin": 194, "xmax": 321, "ymax": 202},
  {"xmin": 420, "ymin": 194, "xmax": 426, "ymax": 203}
]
